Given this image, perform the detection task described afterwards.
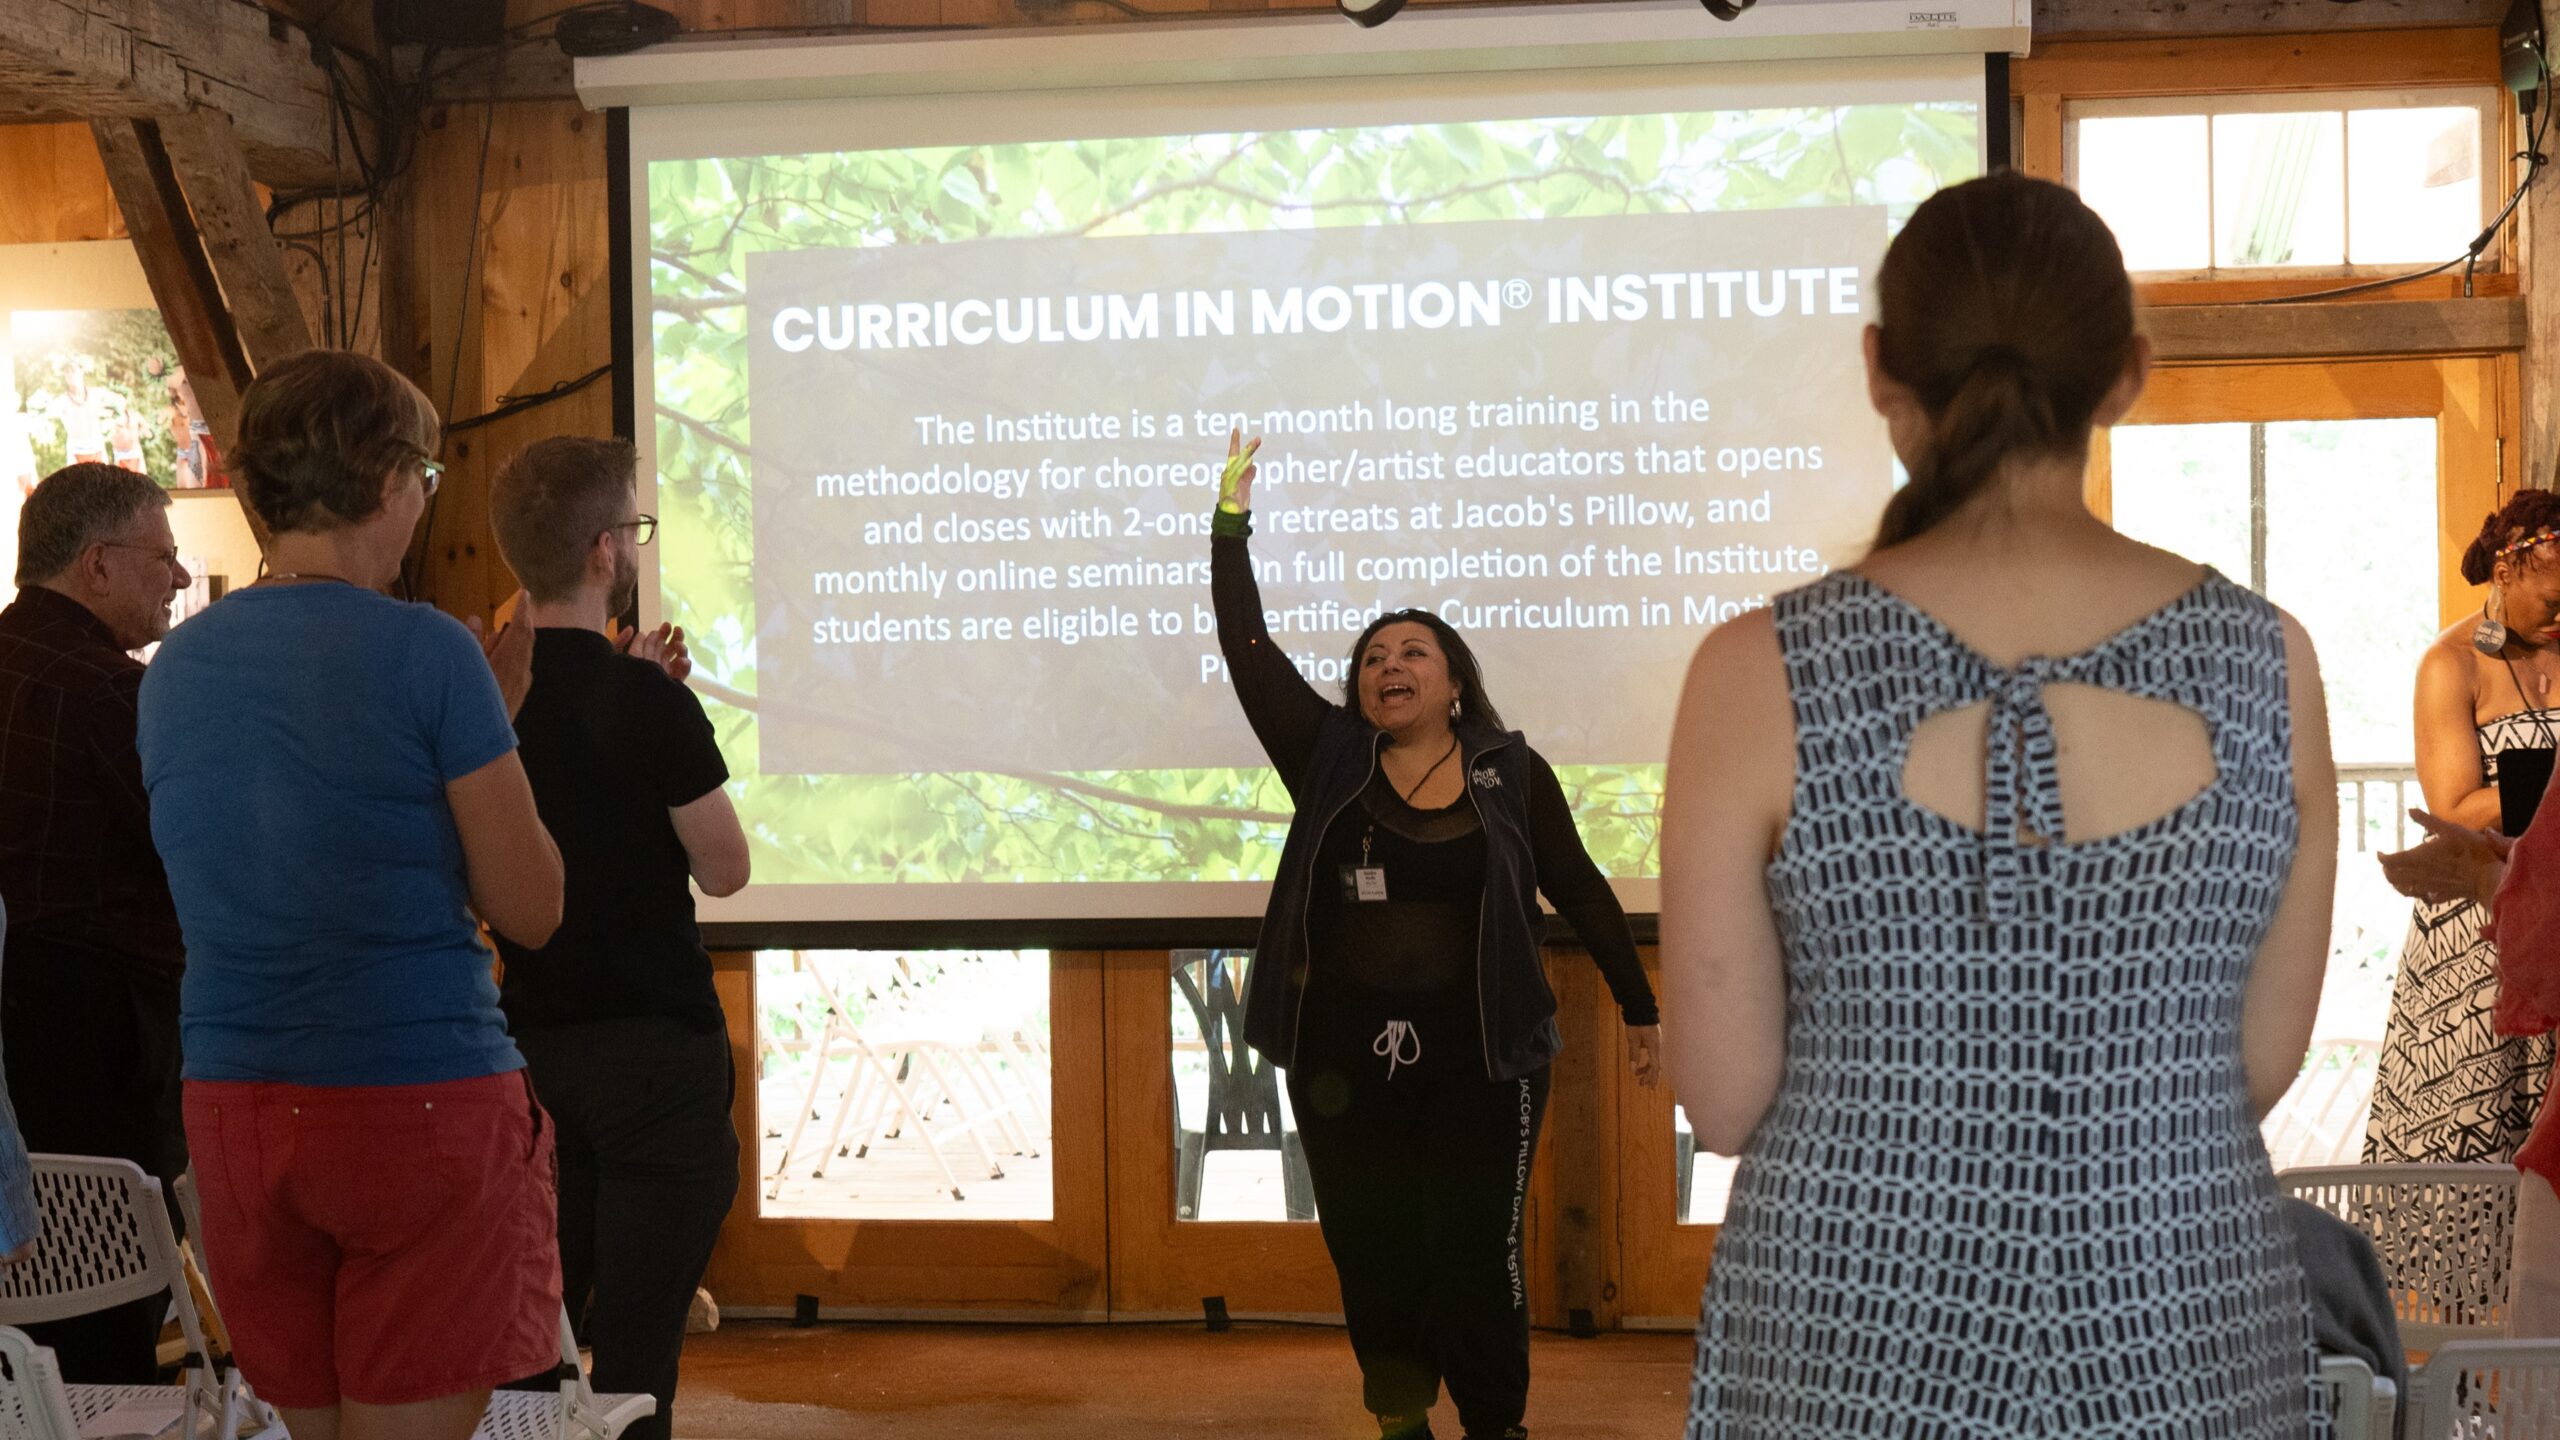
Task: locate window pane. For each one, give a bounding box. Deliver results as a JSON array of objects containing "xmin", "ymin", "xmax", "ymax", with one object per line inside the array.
[
  {"xmin": 2347, "ymin": 106, "xmax": 2484, "ymax": 265},
  {"xmin": 1172, "ymin": 949, "xmax": 1314, "ymax": 1222},
  {"xmin": 2077, "ymin": 115, "xmax": 2211, "ymax": 272},
  {"xmin": 2214, "ymin": 111, "xmax": 2346, "ymax": 267},
  {"xmin": 756, "ymin": 950, "xmax": 1054, "ymax": 1219},
  {"xmin": 2263, "ymin": 418, "xmax": 2438, "ymax": 767},
  {"xmin": 2107, "ymin": 423, "xmax": 2254, "ymax": 580},
  {"xmin": 1674, "ymin": 1105, "xmax": 1739, "ymax": 1226}
]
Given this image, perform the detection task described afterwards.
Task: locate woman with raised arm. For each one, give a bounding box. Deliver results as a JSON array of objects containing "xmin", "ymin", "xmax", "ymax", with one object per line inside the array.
[
  {"xmin": 2364, "ymin": 491, "xmax": 2560, "ymax": 1165},
  {"xmin": 1209, "ymin": 430, "xmax": 1660, "ymax": 1440},
  {"xmin": 1662, "ymin": 172, "xmax": 2336, "ymax": 1437}
]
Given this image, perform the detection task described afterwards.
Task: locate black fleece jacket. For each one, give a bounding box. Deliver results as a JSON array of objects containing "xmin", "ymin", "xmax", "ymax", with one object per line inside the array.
[{"xmin": 1213, "ymin": 516, "xmax": 1658, "ymax": 1081}]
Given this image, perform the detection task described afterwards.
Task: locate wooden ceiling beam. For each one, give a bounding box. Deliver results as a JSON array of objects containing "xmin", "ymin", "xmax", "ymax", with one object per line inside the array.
[
  {"xmin": 157, "ymin": 108, "xmax": 316, "ymax": 368},
  {"xmin": 2033, "ymin": 0, "xmax": 2512, "ymax": 41},
  {"xmin": 91, "ymin": 118, "xmax": 254, "ymax": 464},
  {"xmin": 2143, "ymin": 296, "xmax": 2527, "ymax": 361},
  {"xmin": 0, "ymin": 0, "xmax": 369, "ymax": 190}
]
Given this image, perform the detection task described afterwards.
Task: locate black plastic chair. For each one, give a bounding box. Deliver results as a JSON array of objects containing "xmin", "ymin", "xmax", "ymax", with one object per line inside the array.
[{"xmin": 1173, "ymin": 950, "xmax": 1315, "ymax": 1221}]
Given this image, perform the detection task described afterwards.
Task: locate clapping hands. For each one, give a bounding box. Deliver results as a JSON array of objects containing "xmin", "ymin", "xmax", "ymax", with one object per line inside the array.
[
  {"xmin": 466, "ymin": 590, "xmax": 534, "ymax": 721},
  {"xmin": 618, "ymin": 621, "xmax": 692, "ymax": 683}
]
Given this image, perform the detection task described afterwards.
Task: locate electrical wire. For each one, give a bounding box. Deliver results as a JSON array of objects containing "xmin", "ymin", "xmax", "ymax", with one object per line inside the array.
[{"xmin": 443, "ymin": 363, "xmax": 616, "ymax": 433}]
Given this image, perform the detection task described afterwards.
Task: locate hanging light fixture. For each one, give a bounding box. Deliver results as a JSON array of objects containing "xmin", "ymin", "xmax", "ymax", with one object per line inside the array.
[
  {"xmin": 1337, "ymin": 0, "xmax": 1403, "ymax": 27},
  {"xmin": 1703, "ymin": 0, "xmax": 1754, "ymax": 16}
]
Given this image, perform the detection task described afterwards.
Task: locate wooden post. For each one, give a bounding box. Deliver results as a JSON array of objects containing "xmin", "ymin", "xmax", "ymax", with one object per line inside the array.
[
  {"xmin": 1540, "ymin": 949, "xmax": 1617, "ymax": 1332},
  {"xmin": 2531, "ymin": 3, "xmax": 2560, "ymax": 489},
  {"xmin": 90, "ymin": 118, "xmax": 252, "ymax": 460}
]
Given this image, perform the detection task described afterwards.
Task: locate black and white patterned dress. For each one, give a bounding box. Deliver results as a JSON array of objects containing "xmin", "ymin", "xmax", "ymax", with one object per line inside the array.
[
  {"xmin": 2365, "ymin": 709, "xmax": 2558, "ymax": 1165},
  {"xmin": 1687, "ymin": 570, "xmax": 2323, "ymax": 1440}
]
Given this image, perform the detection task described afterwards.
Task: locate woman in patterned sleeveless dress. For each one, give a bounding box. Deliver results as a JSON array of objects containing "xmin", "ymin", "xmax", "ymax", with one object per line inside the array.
[
  {"xmin": 1660, "ymin": 172, "xmax": 2336, "ymax": 1438},
  {"xmin": 2365, "ymin": 490, "xmax": 2560, "ymax": 1165}
]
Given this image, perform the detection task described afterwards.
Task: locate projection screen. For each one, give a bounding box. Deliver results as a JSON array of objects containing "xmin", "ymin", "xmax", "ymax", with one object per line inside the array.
[{"xmin": 611, "ymin": 22, "xmax": 1998, "ymax": 931}]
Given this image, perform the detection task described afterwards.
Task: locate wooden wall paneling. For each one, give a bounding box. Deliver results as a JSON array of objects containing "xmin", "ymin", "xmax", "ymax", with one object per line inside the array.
[
  {"xmin": 2440, "ymin": 356, "xmax": 2504, "ymax": 625},
  {"xmin": 2128, "ymin": 358, "xmax": 2447, "ymax": 424},
  {"xmin": 1530, "ymin": 947, "xmax": 1618, "ymax": 1332},
  {"xmin": 1101, "ymin": 948, "xmax": 1341, "ymax": 1319},
  {"xmin": 0, "ymin": 125, "xmax": 123, "ymax": 245},
  {"xmin": 91, "ymin": 118, "xmax": 254, "ymax": 467},
  {"xmin": 1610, "ymin": 952, "xmax": 1714, "ymax": 1325},
  {"xmin": 2012, "ymin": 29, "xmax": 2501, "ymax": 99},
  {"xmin": 2529, "ymin": 0, "xmax": 2560, "ymax": 493},
  {"xmin": 2019, "ymin": 91, "xmax": 2064, "ymax": 182},
  {"xmin": 154, "ymin": 108, "xmax": 314, "ymax": 368},
  {"xmin": 705, "ymin": 948, "xmax": 1112, "ymax": 1314},
  {"xmin": 409, "ymin": 99, "xmax": 613, "ymax": 617}
]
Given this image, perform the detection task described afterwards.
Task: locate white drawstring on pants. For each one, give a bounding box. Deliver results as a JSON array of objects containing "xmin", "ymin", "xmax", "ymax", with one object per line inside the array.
[{"xmin": 1373, "ymin": 1019, "xmax": 1421, "ymax": 1079}]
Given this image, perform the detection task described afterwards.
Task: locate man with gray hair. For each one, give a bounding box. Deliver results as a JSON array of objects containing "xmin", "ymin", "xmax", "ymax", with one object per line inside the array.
[{"xmin": 0, "ymin": 462, "xmax": 191, "ymax": 1382}]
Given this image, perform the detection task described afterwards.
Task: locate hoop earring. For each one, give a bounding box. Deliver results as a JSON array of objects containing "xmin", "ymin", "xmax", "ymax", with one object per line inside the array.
[{"xmin": 2476, "ymin": 586, "xmax": 2511, "ymax": 656}]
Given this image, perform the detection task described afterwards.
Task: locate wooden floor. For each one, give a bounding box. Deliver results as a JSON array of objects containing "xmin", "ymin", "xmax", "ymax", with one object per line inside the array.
[{"xmin": 669, "ymin": 1319, "xmax": 1694, "ymax": 1439}]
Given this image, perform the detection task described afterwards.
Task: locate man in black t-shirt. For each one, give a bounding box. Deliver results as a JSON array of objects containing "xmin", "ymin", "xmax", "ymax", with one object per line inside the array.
[{"xmin": 491, "ymin": 437, "xmax": 751, "ymax": 1440}]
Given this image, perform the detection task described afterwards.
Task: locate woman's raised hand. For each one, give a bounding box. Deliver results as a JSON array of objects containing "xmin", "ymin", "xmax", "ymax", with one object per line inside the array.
[{"xmin": 1220, "ymin": 427, "xmax": 1262, "ymax": 514}]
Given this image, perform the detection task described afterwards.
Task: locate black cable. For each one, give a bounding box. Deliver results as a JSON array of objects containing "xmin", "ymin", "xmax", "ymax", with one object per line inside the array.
[{"xmin": 443, "ymin": 364, "xmax": 616, "ymax": 433}]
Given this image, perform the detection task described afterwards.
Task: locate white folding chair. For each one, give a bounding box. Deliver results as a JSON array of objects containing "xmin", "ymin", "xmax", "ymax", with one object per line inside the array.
[
  {"xmin": 2281, "ymin": 1163, "xmax": 2519, "ymax": 1352},
  {"xmin": 2263, "ymin": 1039, "xmax": 2383, "ymax": 1170},
  {"xmin": 476, "ymin": 1312, "xmax": 654, "ymax": 1440},
  {"xmin": 2409, "ymin": 1339, "xmax": 2560, "ymax": 1437},
  {"xmin": 0, "ymin": 1156, "xmax": 257, "ymax": 1440},
  {"xmin": 2318, "ymin": 1354, "xmax": 2398, "ymax": 1440},
  {"xmin": 0, "ymin": 1329, "xmax": 76, "ymax": 1440}
]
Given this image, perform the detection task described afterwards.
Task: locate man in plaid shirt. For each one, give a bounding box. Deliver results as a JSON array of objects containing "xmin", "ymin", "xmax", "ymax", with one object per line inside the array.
[{"xmin": 0, "ymin": 463, "xmax": 191, "ymax": 1380}]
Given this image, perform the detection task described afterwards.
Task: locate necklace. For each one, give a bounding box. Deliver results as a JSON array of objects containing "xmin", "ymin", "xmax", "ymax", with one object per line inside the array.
[
  {"xmin": 258, "ymin": 570, "xmax": 356, "ymax": 587},
  {"xmin": 1393, "ymin": 736, "xmax": 1461, "ymax": 805}
]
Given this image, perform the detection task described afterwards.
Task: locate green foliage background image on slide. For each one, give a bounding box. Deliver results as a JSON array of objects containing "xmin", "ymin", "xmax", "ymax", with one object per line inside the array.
[{"xmin": 649, "ymin": 104, "xmax": 1980, "ymax": 890}]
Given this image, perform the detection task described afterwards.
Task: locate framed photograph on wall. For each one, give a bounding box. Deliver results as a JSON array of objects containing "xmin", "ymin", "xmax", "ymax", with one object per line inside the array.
[{"xmin": 0, "ymin": 240, "xmax": 258, "ymax": 620}]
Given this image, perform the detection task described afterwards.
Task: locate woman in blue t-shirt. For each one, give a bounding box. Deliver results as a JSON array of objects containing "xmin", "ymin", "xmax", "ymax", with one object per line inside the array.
[{"xmin": 137, "ymin": 349, "xmax": 565, "ymax": 1440}]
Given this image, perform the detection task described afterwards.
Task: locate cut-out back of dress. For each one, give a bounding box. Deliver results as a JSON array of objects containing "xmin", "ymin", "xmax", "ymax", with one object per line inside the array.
[{"xmin": 1687, "ymin": 567, "xmax": 2322, "ymax": 1440}]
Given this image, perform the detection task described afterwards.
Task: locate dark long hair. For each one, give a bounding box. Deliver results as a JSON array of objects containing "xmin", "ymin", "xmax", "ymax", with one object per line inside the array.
[
  {"xmin": 2461, "ymin": 488, "xmax": 2560, "ymax": 585},
  {"xmin": 1871, "ymin": 171, "xmax": 2137, "ymax": 548},
  {"xmin": 1342, "ymin": 607, "xmax": 1507, "ymax": 732}
]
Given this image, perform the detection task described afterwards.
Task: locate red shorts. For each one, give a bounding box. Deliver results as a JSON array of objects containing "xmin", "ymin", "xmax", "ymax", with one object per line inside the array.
[{"xmin": 183, "ymin": 1071, "xmax": 562, "ymax": 1407}]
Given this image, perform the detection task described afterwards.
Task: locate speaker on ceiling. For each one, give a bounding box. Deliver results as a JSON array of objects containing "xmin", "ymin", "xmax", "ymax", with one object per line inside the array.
[{"xmin": 372, "ymin": 0, "xmax": 506, "ymax": 48}]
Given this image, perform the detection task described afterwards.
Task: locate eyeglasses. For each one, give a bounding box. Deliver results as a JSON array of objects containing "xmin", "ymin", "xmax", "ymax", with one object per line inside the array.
[
  {"xmin": 99, "ymin": 542, "xmax": 182, "ymax": 568},
  {"xmin": 606, "ymin": 515, "xmax": 657, "ymax": 546},
  {"xmin": 417, "ymin": 456, "xmax": 444, "ymax": 498}
]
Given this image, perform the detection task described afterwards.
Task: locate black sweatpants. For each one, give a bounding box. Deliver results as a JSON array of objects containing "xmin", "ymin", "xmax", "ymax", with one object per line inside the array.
[
  {"xmin": 1287, "ymin": 988, "xmax": 1551, "ymax": 1439},
  {"xmin": 515, "ymin": 1014, "xmax": 739, "ymax": 1440},
  {"xmin": 0, "ymin": 943, "xmax": 185, "ymax": 1384}
]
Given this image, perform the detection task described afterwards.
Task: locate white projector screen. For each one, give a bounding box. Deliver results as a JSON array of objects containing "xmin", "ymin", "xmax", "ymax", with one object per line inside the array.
[{"xmin": 625, "ymin": 50, "xmax": 1988, "ymax": 932}]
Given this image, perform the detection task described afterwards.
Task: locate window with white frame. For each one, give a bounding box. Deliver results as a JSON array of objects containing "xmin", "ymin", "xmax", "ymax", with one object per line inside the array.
[{"xmin": 2066, "ymin": 89, "xmax": 2499, "ymax": 277}]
